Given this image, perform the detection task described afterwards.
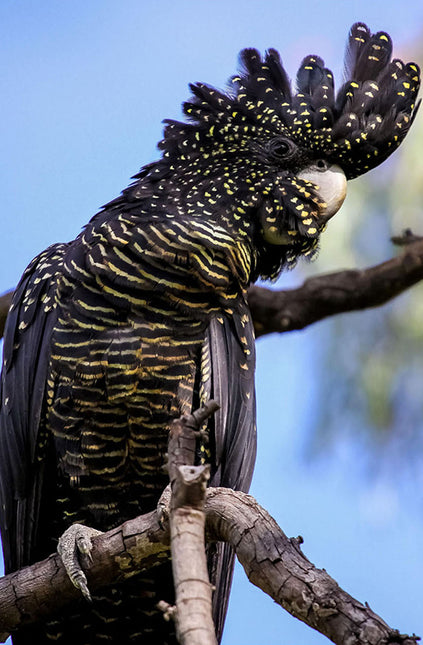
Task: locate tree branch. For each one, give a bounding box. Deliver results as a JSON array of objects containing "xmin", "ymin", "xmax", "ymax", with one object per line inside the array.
[
  {"xmin": 0, "ymin": 509, "xmax": 170, "ymax": 642},
  {"xmin": 160, "ymin": 402, "xmax": 219, "ymax": 645},
  {"xmin": 163, "ymin": 464, "xmax": 216, "ymax": 645},
  {"xmin": 205, "ymin": 489, "xmax": 419, "ymax": 645},
  {"xmin": 248, "ymin": 237, "xmax": 423, "ymax": 337},
  {"xmin": 0, "ymin": 489, "xmax": 418, "ymax": 645}
]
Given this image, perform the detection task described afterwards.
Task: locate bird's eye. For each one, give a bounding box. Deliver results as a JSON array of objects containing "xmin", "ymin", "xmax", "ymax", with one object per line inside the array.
[
  {"xmin": 315, "ymin": 159, "xmax": 329, "ymax": 171},
  {"xmin": 267, "ymin": 137, "xmax": 294, "ymax": 161}
]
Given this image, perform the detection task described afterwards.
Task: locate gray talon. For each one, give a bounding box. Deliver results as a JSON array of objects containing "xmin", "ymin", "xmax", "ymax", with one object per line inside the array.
[{"xmin": 57, "ymin": 523, "xmax": 103, "ymax": 602}]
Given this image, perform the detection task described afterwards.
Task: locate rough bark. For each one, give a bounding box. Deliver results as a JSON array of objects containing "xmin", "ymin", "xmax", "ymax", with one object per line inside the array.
[
  {"xmin": 2, "ymin": 238, "xmax": 423, "ymax": 341},
  {"xmin": 205, "ymin": 489, "xmax": 419, "ymax": 645},
  {"xmin": 0, "ymin": 510, "xmax": 170, "ymax": 642},
  {"xmin": 0, "ymin": 489, "xmax": 419, "ymax": 645},
  {"xmin": 160, "ymin": 402, "xmax": 219, "ymax": 645},
  {"xmin": 166, "ymin": 465, "xmax": 217, "ymax": 645}
]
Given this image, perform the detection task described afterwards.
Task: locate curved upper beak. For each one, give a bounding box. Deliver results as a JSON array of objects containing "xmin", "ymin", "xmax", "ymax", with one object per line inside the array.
[{"xmin": 298, "ymin": 163, "xmax": 347, "ymax": 222}]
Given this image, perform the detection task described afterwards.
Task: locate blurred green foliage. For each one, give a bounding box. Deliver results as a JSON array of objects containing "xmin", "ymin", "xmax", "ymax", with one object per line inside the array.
[{"xmin": 300, "ymin": 60, "xmax": 423, "ymax": 474}]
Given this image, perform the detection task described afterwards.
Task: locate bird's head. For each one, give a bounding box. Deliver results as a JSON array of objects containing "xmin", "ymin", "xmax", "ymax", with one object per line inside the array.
[{"xmin": 132, "ymin": 23, "xmax": 420, "ymax": 279}]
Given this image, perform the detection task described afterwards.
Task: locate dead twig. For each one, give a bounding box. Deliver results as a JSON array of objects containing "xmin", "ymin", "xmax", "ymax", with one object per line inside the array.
[{"xmin": 162, "ymin": 401, "xmax": 219, "ymax": 645}]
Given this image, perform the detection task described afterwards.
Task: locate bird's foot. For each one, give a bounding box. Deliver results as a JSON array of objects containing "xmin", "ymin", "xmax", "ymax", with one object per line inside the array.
[{"xmin": 57, "ymin": 523, "xmax": 103, "ymax": 601}]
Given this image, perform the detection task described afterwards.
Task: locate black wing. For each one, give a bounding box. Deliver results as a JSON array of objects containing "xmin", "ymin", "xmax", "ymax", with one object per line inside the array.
[
  {"xmin": 0, "ymin": 243, "xmax": 67, "ymax": 572},
  {"xmin": 204, "ymin": 306, "xmax": 257, "ymax": 642}
]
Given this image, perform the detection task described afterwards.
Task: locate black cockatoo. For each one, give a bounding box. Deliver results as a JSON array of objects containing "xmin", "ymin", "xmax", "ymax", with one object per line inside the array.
[{"xmin": 0, "ymin": 22, "xmax": 419, "ymax": 644}]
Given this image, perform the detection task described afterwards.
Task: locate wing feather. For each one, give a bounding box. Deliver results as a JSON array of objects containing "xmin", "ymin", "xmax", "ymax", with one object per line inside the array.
[
  {"xmin": 203, "ymin": 309, "xmax": 256, "ymax": 642},
  {"xmin": 0, "ymin": 243, "xmax": 67, "ymax": 571}
]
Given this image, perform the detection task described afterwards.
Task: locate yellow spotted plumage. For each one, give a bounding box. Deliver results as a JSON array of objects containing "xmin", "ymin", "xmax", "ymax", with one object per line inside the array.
[{"xmin": 0, "ymin": 21, "xmax": 419, "ymax": 645}]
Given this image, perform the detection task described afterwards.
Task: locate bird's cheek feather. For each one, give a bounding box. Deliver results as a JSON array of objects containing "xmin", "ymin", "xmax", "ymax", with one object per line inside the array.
[{"xmin": 261, "ymin": 226, "xmax": 296, "ymax": 246}]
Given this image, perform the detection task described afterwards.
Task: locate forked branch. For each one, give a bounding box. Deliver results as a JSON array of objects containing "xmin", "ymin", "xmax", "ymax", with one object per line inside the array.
[
  {"xmin": 160, "ymin": 402, "xmax": 219, "ymax": 645},
  {"xmin": 0, "ymin": 488, "xmax": 418, "ymax": 645}
]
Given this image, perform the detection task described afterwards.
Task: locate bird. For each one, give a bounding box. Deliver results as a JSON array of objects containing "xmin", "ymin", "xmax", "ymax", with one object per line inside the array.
[{"xmin": 0, "ymin": 22, "xmax": 419, "ymax": 645}]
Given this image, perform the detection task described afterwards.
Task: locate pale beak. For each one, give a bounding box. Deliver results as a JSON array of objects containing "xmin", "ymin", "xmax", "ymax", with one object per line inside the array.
[{"xmin": 298, "ymin": 163, "xmax": 347, "ymax": 221}]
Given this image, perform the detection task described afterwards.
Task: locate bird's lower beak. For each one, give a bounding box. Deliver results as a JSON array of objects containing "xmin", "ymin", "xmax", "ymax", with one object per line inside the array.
[{"xmin": 297, "ymin": 163, "xmax": 347, "ymax": 222}]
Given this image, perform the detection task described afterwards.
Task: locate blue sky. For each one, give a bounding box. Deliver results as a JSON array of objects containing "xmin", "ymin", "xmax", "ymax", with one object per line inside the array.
[{"xmin": 1, "ymin": 2, "xmax": 423, "ymax": 643}]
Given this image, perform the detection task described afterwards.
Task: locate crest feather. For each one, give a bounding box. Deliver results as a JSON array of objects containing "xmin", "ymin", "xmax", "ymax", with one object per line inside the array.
[{"xmin": 157, "ymin": 23, "xmax": 420, "ymax": 179}]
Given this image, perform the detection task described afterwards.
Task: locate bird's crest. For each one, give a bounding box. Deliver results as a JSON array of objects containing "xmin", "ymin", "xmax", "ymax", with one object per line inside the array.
[{"xmin": 159, "ymin": 23, "xmax": 420, "ymax": 179}]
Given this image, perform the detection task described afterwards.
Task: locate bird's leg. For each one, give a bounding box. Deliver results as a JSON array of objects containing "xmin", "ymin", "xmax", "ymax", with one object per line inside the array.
[{"xmin": 57, "ymin": 523, "xmax": 103, "ymax": 601}]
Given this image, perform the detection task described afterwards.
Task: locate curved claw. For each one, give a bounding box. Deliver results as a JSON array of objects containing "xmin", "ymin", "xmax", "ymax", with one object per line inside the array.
[{"xmin": 57, "ymin": 523, "xmax": 103, "ymax": 602}]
